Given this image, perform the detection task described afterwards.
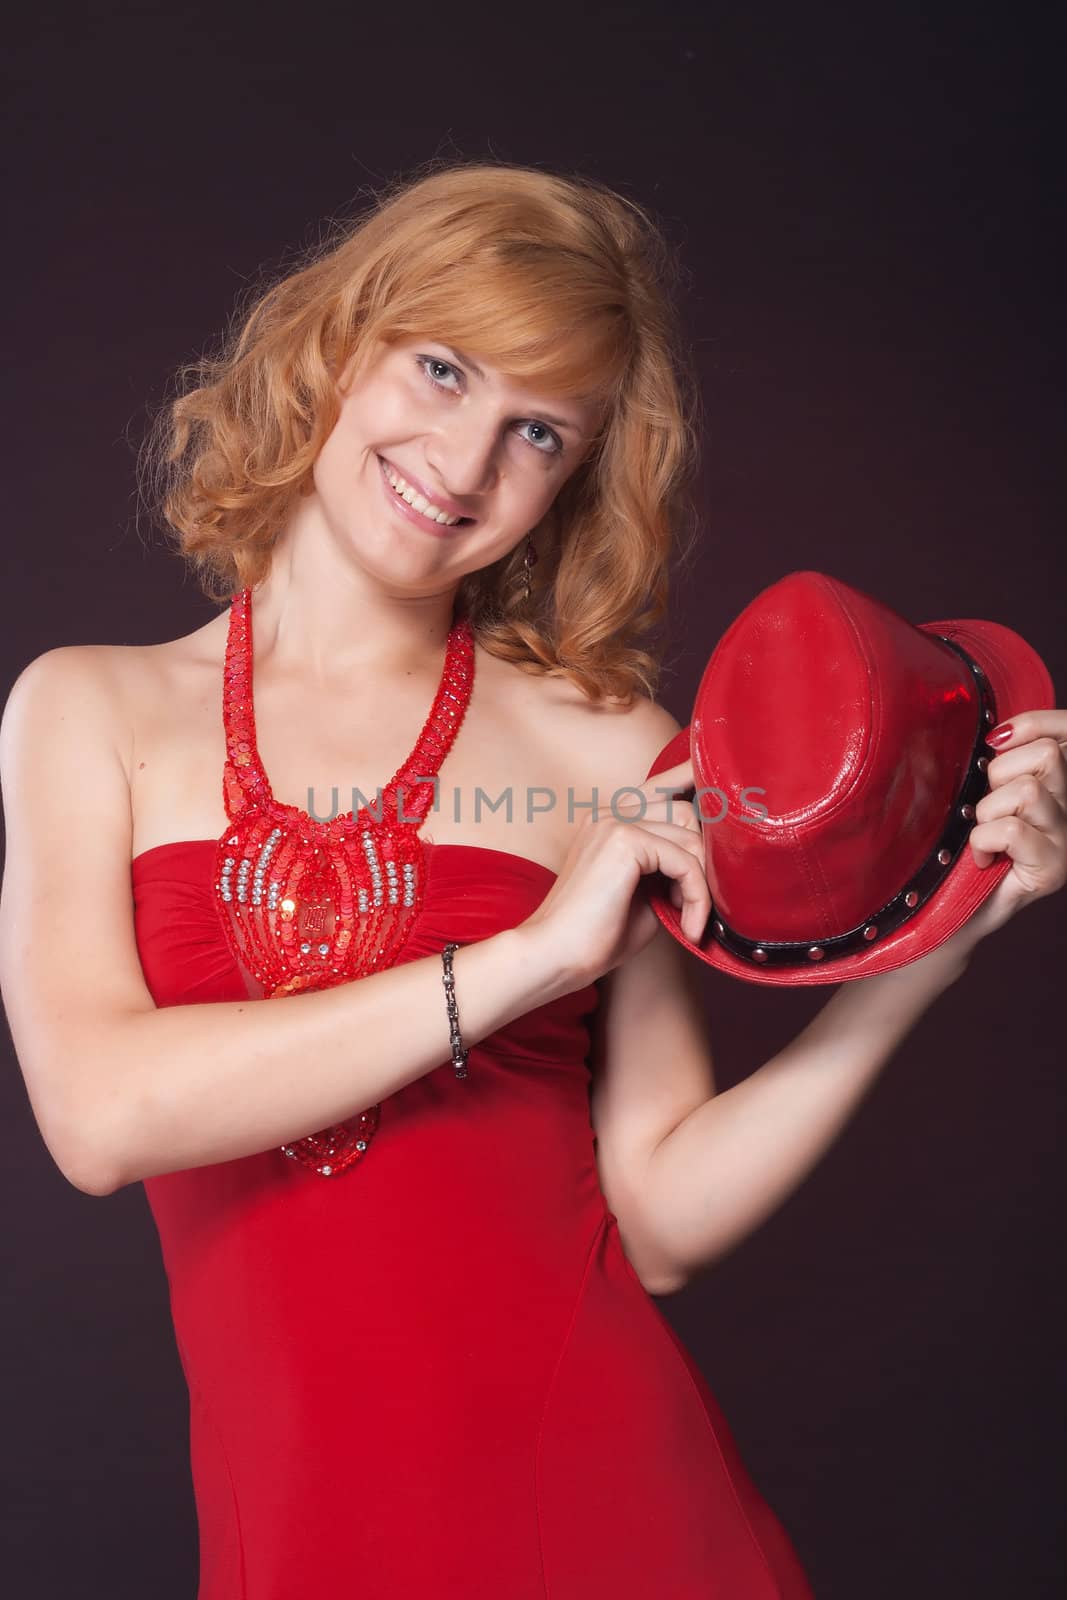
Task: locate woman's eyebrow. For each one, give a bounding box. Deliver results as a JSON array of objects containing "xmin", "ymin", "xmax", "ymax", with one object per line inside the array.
[{"xmin": 441, "ymin": 344, "xmax": 583, "ymax": 434}]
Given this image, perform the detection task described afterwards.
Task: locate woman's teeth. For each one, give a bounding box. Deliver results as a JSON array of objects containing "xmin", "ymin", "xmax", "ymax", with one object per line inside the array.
[{"xmin": 382, "ymin": 461, "xmax": 465, "ymax": 526}]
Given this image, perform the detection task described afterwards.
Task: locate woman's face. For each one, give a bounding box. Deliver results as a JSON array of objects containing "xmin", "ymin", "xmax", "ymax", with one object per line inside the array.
[{"xmin": 309, "ymin": 334, "xmax": 602, "ymax": 590}]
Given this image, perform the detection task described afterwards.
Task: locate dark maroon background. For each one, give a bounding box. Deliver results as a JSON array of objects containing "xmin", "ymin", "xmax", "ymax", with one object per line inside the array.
[{"xmin": 2, "ymin": 3, "xmax": 1064, "ymax": 1595}]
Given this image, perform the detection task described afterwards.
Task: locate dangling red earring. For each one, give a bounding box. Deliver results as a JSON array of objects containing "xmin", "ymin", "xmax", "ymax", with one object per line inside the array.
[{"xmin": 522, "ymin": 533, "xmax": 538, "ymax": 600}]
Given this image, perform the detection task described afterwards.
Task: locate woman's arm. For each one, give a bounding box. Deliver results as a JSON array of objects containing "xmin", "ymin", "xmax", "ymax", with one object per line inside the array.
[
  {"xmin": 0, "ymin": 649, "xmax": 570, "ymax": 1196},
  {"xmin": 622, "ymin": 934, "xmax": 977, "ymax": 1290},
  {"xmin": 614, "ymin": 706, "xmax": 1067, "ymax": 1292}
]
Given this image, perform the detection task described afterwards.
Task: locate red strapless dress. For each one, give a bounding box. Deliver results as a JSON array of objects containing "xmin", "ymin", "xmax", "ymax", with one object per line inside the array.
[{"xmin": 132, "ymin": 834, "xmax": 815, "ymax": 1599}]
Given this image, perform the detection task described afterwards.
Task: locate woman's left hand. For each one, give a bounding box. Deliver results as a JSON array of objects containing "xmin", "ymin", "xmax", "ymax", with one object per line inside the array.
[{"xmin": 962, "ymin": 710, "xmax": 1067, "ymax": 944}]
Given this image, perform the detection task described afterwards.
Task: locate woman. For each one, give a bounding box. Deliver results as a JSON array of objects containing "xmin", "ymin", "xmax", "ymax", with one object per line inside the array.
[{"xmin": 1, "ymin": 160, "xmax": 1063, "ymax": 1598}]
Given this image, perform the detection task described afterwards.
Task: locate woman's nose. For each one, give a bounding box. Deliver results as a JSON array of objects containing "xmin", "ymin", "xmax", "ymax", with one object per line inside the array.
[{"xmin": 426, "ymin": 423, "xmax": 500, "ymax": 500}]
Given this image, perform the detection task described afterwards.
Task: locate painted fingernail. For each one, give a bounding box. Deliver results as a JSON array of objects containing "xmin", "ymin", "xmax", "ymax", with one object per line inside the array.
[{"xmin": 985, "ymin": 723, "xmax": 1014, "ymax": 747}]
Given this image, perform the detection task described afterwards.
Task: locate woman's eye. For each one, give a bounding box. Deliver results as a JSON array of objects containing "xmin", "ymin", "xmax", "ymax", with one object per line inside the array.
[
  {"xmin": 417, "ymin": 355, "xmax": 461, "ymax": 391},
  {"xmin": 415, "ymin": 354, "xmax": 564, "ymax": 458},
  {"xmin": 517, "ymin": 420, "xmax": 564, "ymax": 456}
]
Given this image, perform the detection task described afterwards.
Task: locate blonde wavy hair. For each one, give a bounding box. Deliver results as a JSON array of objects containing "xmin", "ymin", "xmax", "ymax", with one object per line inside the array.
[{"xmin": 141, "ymin": 157, "xmax": 704, "ymax": 705}]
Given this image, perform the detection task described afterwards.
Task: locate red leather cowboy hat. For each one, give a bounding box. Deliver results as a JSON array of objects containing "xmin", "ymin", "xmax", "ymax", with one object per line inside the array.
[{"xmin": 642, "ymin": 570, "xmax": 1056, "ymax": 985}]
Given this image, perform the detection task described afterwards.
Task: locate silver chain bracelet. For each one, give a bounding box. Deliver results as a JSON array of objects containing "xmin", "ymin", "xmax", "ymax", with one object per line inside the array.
[{"xmin": 441, "ymin": 942, "xmax": 470, "ymax": 1080}]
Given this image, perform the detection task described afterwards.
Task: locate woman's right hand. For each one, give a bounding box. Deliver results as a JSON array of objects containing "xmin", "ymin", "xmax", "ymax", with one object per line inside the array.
[{"xmin": 516, "ymin": 757, "xmax": 710, "ymax": 991}]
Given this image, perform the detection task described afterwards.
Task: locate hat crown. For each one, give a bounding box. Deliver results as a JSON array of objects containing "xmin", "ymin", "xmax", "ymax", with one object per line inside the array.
[{"xmin": 691, "ymin": 571, "xmax": 986, "ymax": 944}]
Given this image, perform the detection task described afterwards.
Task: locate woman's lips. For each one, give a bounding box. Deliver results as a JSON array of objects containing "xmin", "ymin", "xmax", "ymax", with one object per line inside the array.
[{"xmin": 377, "ymin": 455, "xmax": 474, "ymax": 534}]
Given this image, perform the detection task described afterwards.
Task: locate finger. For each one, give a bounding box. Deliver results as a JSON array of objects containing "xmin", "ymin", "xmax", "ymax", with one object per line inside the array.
[
  {"xmin": 985, "ymin": 709, "xmax": 1067, "ymax": 755},
  {"xmin": 622, "ymin": 815, "xmax": 708, "ymax": 856},
  {"xmin": 973, "ymin": 772, "xmax": 1067, "ymax": 864},
  {"xmin": 985, "ymin": 735, "xmax": 1067, "ymax": 814},
  {"xmin": 598, "ymin": 790, "xmax": 703, "ymax": 833},
  {"xmin": 593, "ymin": 778, "xmax": 700, "ymax": 826},
  {"xmin": 641, "ymin": 758, "xmax": 694, "ymax": 795},
  {"xmin": 627, "ymin": 820, "xmax": 711, "ymax": 943},
  {"xmin": 968, "ymin": 814, "xmax": 1066, "ymax": 894}
]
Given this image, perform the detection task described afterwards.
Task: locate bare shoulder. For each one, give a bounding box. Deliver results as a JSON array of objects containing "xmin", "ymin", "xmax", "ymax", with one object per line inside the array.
[
  {"xmin": 580, "ymin": 692, "xmax": 685, "ymax": 803},
  {"xmin": 3, "ymin": 614, "xmax": 225, "ymax": 776},
  {"xmin": 2, "ymin": 643, "xmax": 129, "ymax": 760},
  {"xmin": 474, "ymin": 643, "xmax": 684, "ymax": 795}
]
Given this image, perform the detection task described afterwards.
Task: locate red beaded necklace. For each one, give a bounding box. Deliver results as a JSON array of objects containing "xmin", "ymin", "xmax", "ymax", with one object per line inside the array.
[{"xmin": 212, "ymin": 586, "xmax": 476, "ymax": 1176}]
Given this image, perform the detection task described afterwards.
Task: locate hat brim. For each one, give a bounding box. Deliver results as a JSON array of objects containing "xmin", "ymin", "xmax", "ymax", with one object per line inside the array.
[{"xmin": 642, "ymin": 617, "xmax": 1056, "ymax": 985}]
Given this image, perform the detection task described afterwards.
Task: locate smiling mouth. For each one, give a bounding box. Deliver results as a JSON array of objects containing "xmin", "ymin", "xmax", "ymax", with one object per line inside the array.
[{"xmin": 378, "ymin": 456, "xmax": 476, "ymax": 527}]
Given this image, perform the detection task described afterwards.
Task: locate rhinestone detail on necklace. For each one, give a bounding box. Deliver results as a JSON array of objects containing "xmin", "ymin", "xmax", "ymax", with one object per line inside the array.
[{"xmin": 212, "ymin": 586, "xmax": 476, "ymax": 1176}]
